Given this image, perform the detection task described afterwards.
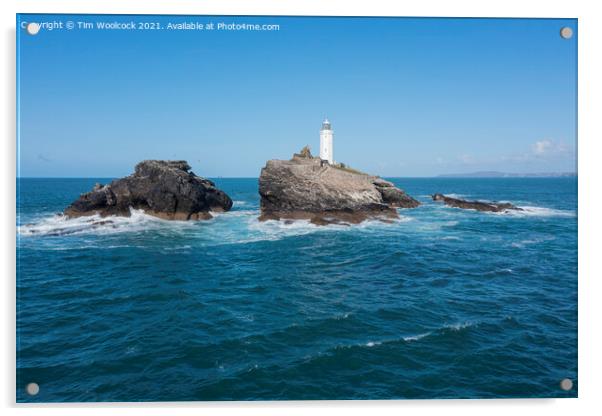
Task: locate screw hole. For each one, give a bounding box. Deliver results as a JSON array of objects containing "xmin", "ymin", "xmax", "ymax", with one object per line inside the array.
[
  {"xmin": 26, "ymin": 382, "xmax": 40, "ymax": 396},
  {"xmin": 560, "ymin": 27, "xmax": 573, "ymax": 39}
]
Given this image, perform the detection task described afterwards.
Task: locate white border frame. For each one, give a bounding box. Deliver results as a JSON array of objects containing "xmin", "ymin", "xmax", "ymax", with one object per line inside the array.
[{"xmin": 3, "ymin": 1, "xmax": 600, "ymax": 415}]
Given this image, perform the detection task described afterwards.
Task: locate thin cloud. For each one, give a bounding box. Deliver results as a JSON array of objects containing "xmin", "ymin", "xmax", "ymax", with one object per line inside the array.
[
  {"xmin": 532, "ymin": 139, "xmax": 569, "ymax": 157},
  {"xmin": 502, "ymin": 139, "xmax": 573, "ymax": 163}
]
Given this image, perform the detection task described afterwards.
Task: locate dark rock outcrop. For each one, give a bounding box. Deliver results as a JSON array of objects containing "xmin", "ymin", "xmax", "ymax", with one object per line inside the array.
[
  {"xmin": 64, "ymin": 160, "xmax": 232, "ymax": 220},
  {"xmin": 373, "ymin": 177, "xmax": 421, "ymax": 208},
  {"xmin": 258, "ymin": 149, "xmax": 419, "ymax": 225},
  {"xmin": 432, "ymin": 193, "xmax": 522, "ymax": 213}
]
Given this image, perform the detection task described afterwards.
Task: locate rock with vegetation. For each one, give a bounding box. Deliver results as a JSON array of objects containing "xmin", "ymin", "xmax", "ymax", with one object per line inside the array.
[
  {"xmin": 432, "ymin": 193, "xmax": 522, "ymax": 213},
  {"xmin": 258, "ymin": 147, "xmax": 420, "ymax": 225},
  {"xmin": 64, "ymin": 160, "xmax": 233, "ymax": 220}
]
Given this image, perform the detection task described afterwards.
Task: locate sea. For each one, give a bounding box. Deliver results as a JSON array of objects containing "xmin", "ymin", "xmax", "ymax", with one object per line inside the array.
[{"xmin": 16, "ymin": 177, "xmax": 577, "ymax": 401}]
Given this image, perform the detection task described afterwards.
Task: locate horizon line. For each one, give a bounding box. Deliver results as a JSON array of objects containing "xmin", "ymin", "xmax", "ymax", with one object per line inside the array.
[{"xmin": 16, "ymin": 174, "xmax": 578, "ymax": 179}]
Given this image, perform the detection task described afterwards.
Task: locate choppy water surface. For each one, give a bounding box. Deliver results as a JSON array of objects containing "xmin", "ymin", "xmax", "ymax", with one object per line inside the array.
[{"xmin": 17, "ymin": 177, "xmax": 577, "ymax": 401}]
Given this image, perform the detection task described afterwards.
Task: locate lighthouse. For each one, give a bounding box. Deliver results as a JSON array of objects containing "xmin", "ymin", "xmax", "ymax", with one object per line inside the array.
[{"xmin": 320, "ymin": 118, "xmax": 334, "ymax": 164}]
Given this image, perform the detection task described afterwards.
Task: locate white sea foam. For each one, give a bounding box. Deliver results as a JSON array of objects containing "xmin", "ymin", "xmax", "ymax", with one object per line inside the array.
[
  {"xmin": 209, "ymin": 209, "xmax": 257, "ymax": 219},
  {"xmin": 17, "ymin": 208, "xmax": 193, "ymax": 237},
  {"xmin": 418, "ymin": 193, "xmax": 468, "ymax": 199},
  {"xmin": 442, "ymin": 220, "xmax": 459, "ymax": 226},
  {"xmin": 360, "ymin": 331, "xmax": 432, "ymax": 348},
  {"xmin": 212, "ymin": 209, "xmax": 414, "ymax": 246},
  {"xmin": 505, "ymin": 206, "xmax": 576, "ymax": 218},
  {"xmin": 19, "ymin": 201, "xmax": 417, "ymax": 243},
  {"xmin": 414, "ymin": 219, "xmax": 459, "ymax": 233},
  {"xmin": 403, "ymin": 332, "xmax": 432, "ymax": 342},
  {"xmin": 511, "ymin": 235, "xmax": 556, "ymax": 248},
  {"xmin": 444, "ymin": 321, "xmax": 478, "ymax": 331},
  {"xmin": 247, "ymin": 218, "xmax": 324, "ymax": 239},
  {"xmin": 438, "ymin": 236, "xmax": 461, "ymax": 241},
  {"xmin": 357, "ymin": 326, "xmax": 466, "ymax": 349},
  {"xmin": 235, "ymin": 313, "xmax": 255, "ymax": 322},
  {"xmin": 445, "ymin": 193, "xmax": 468, "ymax": 199},
  {"xmin": 160, "ymin": 245, "xmax": 193, "ymax": 254},
  {"xmin": 439, "ymin": 202, "xmax": 575, "ymax": 218},
  {"xmin": 240, "ymin": 213, "xmax": 412, "ymax": 244}
]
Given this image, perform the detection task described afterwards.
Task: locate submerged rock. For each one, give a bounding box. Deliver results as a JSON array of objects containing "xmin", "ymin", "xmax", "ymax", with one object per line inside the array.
[
  {"xmin": 64, "ymin": 160, "xmax": 233, "ymax": 220},
  {"xmin": 432, "ymin": 193, "xmax": 522, "ymax": 213},
  {"xmin": 258, "ymin": 148, "xmax": 419, "ymax": 225}
]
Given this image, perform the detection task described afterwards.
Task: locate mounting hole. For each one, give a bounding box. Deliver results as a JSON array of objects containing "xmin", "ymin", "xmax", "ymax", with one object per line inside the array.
[
  {"xmin": 560, "ymin": 378, "xmax": 573, "ymax": 391},
  {"xmin": 560, "ymin": 27, "xmax": 573, "ymax": 39},
  {"xmin": 26, "ymin": 382, "xmax": 40, "ymax": 396},
  {"xmin": 26, "ymin": 22, "xmax": 41, "ymax": 36}
]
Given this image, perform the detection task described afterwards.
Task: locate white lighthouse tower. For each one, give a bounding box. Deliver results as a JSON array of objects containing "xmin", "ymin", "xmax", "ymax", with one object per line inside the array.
[{"xmin": 320, "ymin": 118, "xmax": 334, "ymax": 164}]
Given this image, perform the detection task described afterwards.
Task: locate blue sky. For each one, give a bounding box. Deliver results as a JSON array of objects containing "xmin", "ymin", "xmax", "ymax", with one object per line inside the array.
[{"xmin": 17, "ymin": 15, "xmax": 577, "ymax": 177}]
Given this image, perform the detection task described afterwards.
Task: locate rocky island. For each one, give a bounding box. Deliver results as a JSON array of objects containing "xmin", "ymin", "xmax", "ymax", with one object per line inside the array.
[
  {"xmin": 64, "ymin": 160, "xmax": 233, "ymax": 220},
  {"xmin": 258, "ymin": 147, "xmax": 419, "ymax": 225},
  {"xmin": 432, "ymin": 193, "xmax": 522, "ymax": 213}
]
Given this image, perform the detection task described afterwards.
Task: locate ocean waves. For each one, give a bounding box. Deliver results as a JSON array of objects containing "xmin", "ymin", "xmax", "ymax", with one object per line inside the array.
[
  {"xmin": 17, "ymin": 208, "xmax": 195, "ymax": 237},
  {"xmin": 17, "ymin": 206, "xmax": 416, "ymax": 248},
  {"xmin": 149, "ymin": 314, "xmax": 547, "ymax": 400},
  {"xmin": 503, "ymin": 206, "xmax": 576, "ymax": 218},
  {"xmin": 16, "ymin": 177, "xmax": 578, "ymax": 401},
  {"xmin": 17, "ymin": 201, "xmax": 573, "ymax": 246}
]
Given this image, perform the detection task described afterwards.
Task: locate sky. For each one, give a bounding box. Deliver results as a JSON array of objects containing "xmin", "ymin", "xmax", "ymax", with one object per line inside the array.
[{"xmin": 17, "ymin": 15, "xmax": 577, "ymax": 177}]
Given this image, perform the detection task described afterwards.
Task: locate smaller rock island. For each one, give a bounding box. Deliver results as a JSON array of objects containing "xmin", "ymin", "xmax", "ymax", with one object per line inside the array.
[
  {"xmin": 432, "ymin": 193, "xmax": 522, "ymax": 213},
  {"xmin": 64, "ymin": 160, "xmax": 233, "ymax": 220},
  {"xmin": 259, "ymin": 147, "xmax": 419, "ymax": 225}
]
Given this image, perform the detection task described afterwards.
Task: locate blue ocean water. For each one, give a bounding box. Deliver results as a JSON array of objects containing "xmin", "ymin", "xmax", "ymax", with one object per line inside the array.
[{"xmin": 16, "ymin": 177, "xmax": 577, "ymax": 401}]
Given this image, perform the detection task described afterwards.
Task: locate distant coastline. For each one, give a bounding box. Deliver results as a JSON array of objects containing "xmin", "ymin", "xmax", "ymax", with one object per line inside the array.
[{"xmin": 437, "ymin": 171, "xmax": 577, "ymax": 178}]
